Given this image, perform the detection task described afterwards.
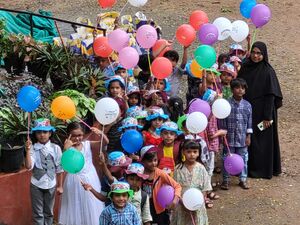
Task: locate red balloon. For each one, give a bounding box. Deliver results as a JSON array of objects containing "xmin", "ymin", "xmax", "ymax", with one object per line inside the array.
[
  {"xmin": 176, "ymin": 24, "xmax": 196, "ymax": 47},
  {"xmin": 151, "ymin": 57, "xmax": 173, "ymax": 79},
  {"xmin": 189, "ymin": 10, "xmax": 209, "ymax": 30},
  {"xmin": 93, "ymin": 36, "xmax": 113, "ymax": 57},
  {"xmin": 98, "ymin": 0, "xmax": 116, "ymax": 8},
  {"xmin": 152, "ymin": 39, "xmax": 172, "ymax": 57}
]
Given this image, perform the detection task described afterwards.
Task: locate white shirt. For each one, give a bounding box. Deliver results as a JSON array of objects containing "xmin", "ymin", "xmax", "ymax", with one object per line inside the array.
[
  {"xmin": 29, "ymin": 141, "xmax": 63, "ymax": 189},
  {"xmin": 130, "ymin": 189, "xmax": 152, "ymax": 223}
]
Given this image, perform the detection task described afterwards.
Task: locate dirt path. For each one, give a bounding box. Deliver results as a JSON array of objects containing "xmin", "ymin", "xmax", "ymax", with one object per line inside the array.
[{"xmin": 2, "ymin": 0, "xmax": 300, "ymax": 224}]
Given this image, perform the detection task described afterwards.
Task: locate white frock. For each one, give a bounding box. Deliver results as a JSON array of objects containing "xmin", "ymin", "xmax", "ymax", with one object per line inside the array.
[{"xmin": 59, "ymin": 141, "xmax": 104, "ymax": 225}]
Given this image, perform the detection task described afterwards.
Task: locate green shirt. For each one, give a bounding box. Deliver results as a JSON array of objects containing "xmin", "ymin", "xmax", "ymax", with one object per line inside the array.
[{"xmin": 222, "ymin": 86, "xmax": 232, "ymax": 100}]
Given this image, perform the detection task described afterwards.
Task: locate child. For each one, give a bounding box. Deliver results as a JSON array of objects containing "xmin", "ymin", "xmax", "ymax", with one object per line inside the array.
[
  {"xmin": 118, "ymin": 117, "xmax": 143, "ymax": 132},
  {"xmin": 229, "ymin": 43, "xmax": 246, "ymax": 60},
  {"xmin": 199, "ymin": 68, "xmax": 222, "ymax": 97},
  {"xmin": 219, "ymin": 78, "xmax": 252, "ymax": 190},
  {"xmin": 144, "ymin": 90, "xmax": 168, "ymax": 110},
  {"xmin": 157, "ymin": 121, "xmax": 183, "ymax": 176},
  {"xmin": 166, "ymin": 96, "xmax": 184, "ymax": 122},
  {"xmin": 25, "ymin": 118, "xmax": 63, "ymax": 225},
  {"xmin": 230, "ymin": 56, "xmax": 242, "ymax": 73},
  {"xmin": 217, "ymin": 53, "xmax": 230, "ymax": 69},
  {"xmin": 137, "ymin": 54, "xmax": 153, "ymax": 90},
  {"xmin": 141, "ymin": 145, "xmax": 182, "ymax": 225},
  {"xmin": 185, "ymin": 60, "xmax": 203, "ymax": 104},
  {"xmin": 59, "ymin": 122, "xmax": 106, "ymax": 225},
  {"xmin": 171, "ymin": 140, "xmax": 212, "ymax": 225},
  {"xmin": 142, "ymin": 107, "xmax": 169, "ymax": 146},
  {"xmin": 105, "ymin": 75, "xmax": 126, "ymax": 99},
  {"xmin": 126, "ymin": 86, "xmax": 142, "ymax": 107},
  {"xmin": 135, "ymin": 110, "xmax": 148, "ymax": 127},
  {"xmin": 99, "ymin": 181, "xmax": 141, "ymax": 225},
  {"xmin": 219, "ymin": 63, "xmax": 236, "ymax": 100},
  {"xmin": 125, "ymin": 163, "xmax": 152, "ymax": 225}
]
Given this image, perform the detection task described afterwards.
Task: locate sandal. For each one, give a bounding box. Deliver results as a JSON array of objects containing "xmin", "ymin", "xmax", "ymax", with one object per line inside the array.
[
  {"xmin": 239, "ymin": 181, "xmax": 250, "ymax": 190},
  {"xmin": 207, "ymin": 191, "xmax": 220, "ymax": 200},
  {"xmin": 220, "ymin": 181, "xmax": 229, "ymax": 190},
  {"xmin": 205, "ymin": 198, "xmax": 213, "ymax": 209}
]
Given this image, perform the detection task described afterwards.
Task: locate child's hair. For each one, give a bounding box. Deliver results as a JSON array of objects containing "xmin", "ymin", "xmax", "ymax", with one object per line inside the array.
[
  {"xmin": 230, "ymin": 78, "xmax": 248, "ymax": 90},
  {"xmin": 142, "ymin": 151, "xmax": 157, "ymax": 162},
  {"xmin": 217, "ymin": 53, "xmax": 230, "ymax": 67},
  {"xmin": 177, "ymin": 139, "xmax": 202, "ymax": 168},
  {"xmin": 108, "ymin": 80, "xmax": 125, "ymax": 91},
  {"xmin": 67, "ymin": 121, "xmax": 85, "ymax": 134},
  {"xmin": 167, "ymin": 96, "xmax": 184, "ymax": 122},
  {"xmin": 163, "ymin": 50, "xmax": 179, "ymax": 63},
  {"xmin": 138, "ymin": 54, "xmax": 154, "ymax": 72}
]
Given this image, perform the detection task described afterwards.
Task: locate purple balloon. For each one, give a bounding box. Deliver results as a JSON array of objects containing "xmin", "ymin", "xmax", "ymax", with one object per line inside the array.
[
  {"xmin": 224, "ymin": 153, "xmax": 244, "ymax": 175},
  {"xmin": 250, "ymin": 4, "xmax": 271, "ymax": 28},
  {"xmin": 108, "ymin": 29, "xmax": 130, "ymax": 52},
  {"xmin": 157, "ymin": 185, "xmax": 175, "ymax": 208},
  {"xmin": 188, "ymin": 98, "xmax": 211, "ymax": 118},
  {"xmin": 198, "ymin": 23, "xmax": 219, "ymax": 45}
]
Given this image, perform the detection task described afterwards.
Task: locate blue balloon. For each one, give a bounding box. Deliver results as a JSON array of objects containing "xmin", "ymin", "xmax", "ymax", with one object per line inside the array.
[
  {"xmin": 17, "ymin": 85, "xmax": 41, "ymax": 112},
  {"xmin": 121, "ymin": 129, "xmax": 144, "ymax": 154},
  {"xmin": 240, "ymin": 0, "xmax": 257, "ymax": 19}
]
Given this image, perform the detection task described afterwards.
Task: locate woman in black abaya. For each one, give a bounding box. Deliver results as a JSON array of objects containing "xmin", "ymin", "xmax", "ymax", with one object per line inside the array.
[{"xmin": 238, "ymin": 41, "xmax": 283, "ymax": 179}]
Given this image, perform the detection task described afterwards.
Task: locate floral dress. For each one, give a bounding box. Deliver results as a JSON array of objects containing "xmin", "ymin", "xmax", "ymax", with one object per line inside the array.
[{"xmin": 171, "ymin": 162, "xmax": 212, "ymax": 225}]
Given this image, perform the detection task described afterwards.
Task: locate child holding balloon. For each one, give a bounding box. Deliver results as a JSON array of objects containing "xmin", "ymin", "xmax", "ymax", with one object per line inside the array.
[{"xmin": 171, "ymin": 140, "xmax": 212, "ymax": 225}]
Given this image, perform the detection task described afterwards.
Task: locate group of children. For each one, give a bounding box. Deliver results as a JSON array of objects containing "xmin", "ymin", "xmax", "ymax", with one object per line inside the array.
[{"xmin": 25, "ymin": 36, "xmax": 254, "ymax": 225}]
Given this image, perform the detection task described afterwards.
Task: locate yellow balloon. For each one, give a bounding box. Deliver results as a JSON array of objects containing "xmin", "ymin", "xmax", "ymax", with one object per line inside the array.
[
  {"xmin": 190, "ymin": 60, "xmax": 203, "ymax": 78},
  {"xmin": 51, "ymin": 96, "xmax": 76, "ymax": 120}
]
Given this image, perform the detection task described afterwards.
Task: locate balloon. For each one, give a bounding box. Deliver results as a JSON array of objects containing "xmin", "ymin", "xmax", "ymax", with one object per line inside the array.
[
  {"xmin": 94, "ymin": 97, "xmax": 120, "ymax": 125},
  {"xmin": 186, "ymin": 112, "xmax": 208, "ymax": 134},
  {"xmin": 152, "ymin": 39, "xmax": 172, "ymax": 57},
  {"xmin": 121, "ymin": 130, "xmax": 144, "ymax": 154},
  {"xmin": 188, "ymin": 99, "xmax": 211, "ymax": 118},
  {"xmin": 151, "ymin": 57, "xmax": 173, "ymax": 79},
  {"xmin": 157, "ymin": 185, "xmax": 175, "ymax": 208},
  {"xmin": 128, "ymin": 0, "xmax": 147, "ymax": 7},
  {"xmin": 182, "ymin": 188, "xmax": 204, "ymax": 211},
  {"xmin": 230, "ymin": 20, "xmax": 249, "ymax": 43},
  {"xmin": 176, "ymin": 24, "xmax": 196, "ymax": 47},
  {"xmin": 93, "ymin": 36, "xmax": 113, "ymax": 57},
  {"xmin": 190, "ymin": 60, "xmax": 203, "ymax": 78},
  {"xmin": 136, "ymin": 25, "xmax": 158, "ymax": 49},
  {"xmin": 51, "ymin": 96, "xmax": 76, "ymax": 120},
  {"xmin": 17, "ymin": 85, "xmax": 41, "ymax": 112},
  {"xmin": 189, "ymin": 10, "xmax": 209, "ymax": 30},
  {"xmin": 119, "ymin": 47, "xmax": 139, "ymax": 69},
  {"xmin": 250, "ymin": 4, "xmax": 271, "ymax": 28},
  {"xmin": 108, "ymin": 29, "xmax": 130, "ymax": 52},
  {"xmin": 224, "ymin": 153, "xmax": 244, "ymax": 175},
  {"xmin": 198, "ymin": 23, "xmax": 218, "ymax": 45},
  {"xmin": 213, "ymin": 17, "xmax": 232, "ymax": 41},
  {"xmin": 194, "ymin": 45, "xmax": 216, "ymax": 69},
  {"xmin": 61, "ymin": 147, "xmax": 85, "ymax": 174},
  {"xmin": 240, "ymin": 0, "xmax": 257, "ymax": 19},
  {"xmin": 212, "ymin": 98, "xmax": 231, "ymax": 119},
  {"xmin": 98, "ymin": 0, "xmax": 116, "ymax": 8}
]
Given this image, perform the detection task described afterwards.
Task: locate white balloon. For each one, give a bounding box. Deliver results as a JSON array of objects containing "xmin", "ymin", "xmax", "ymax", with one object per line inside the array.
[
  {"xmin": 186, "ymin": 112, "xmax": 208, "ymax": 134},
  {"xmin": 212, "ymin": 98, "xmax": 231, "ymax": 119},
  {"xmin": 128, "ymin": 0, "xmax": 148, "ymax": 7},
  {"xmin": 213, "ymin": 17, "xmax": 232, "ymax": 41},
  {"xmin": 230, "ymin": 20, "xmax": 249, "ymax": 42},
  {"xmin": 94, "ymin": 97, "xmax": 120, "ymax": 125},
  {"xmin": 182, "ymin": 188, "xmax": 204, "ymax": 211}
]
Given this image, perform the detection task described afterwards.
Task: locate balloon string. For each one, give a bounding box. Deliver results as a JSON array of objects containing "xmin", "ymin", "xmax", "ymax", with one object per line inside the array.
[
  {"xmin": 99, "ymin": 125, "xmax": 105, "ymax": 153},
  {"xmin": 212, "ymin": 73, "xmax": 220, "ymax": 95},
  {"xmin": 75, "ymin": 116, "xmax": 92, "ymax": 130},
  {"xmin": 27, "ymin": 112, "xmax": 31, "ymax": 140},
  {"xmin": 216, "ymin": 42, "xmax": 221, "ymax": 58},
  {"xmin": 119, "ymin": 1, "xmax": 129, "ymax": 17},
  {"xmin": 108, "ymin": 57, "xmax": 116, "ymax": 76},
  {"xmin": 190, "ymin": 212, "xmax": 196, "ymax": 225},
  {"xmin": 223, "ymin": 136, "xmax": 231, "ymax": 155},
  {"xmin": 147, "ymin": 49, "xmax": 152, "ymax": 76},
  {"xmin": 125, "ymin": 71, "xmax": 128, "ymax": 95}
]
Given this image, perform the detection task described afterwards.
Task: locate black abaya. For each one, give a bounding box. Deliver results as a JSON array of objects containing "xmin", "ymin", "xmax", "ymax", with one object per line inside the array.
[{"xmin": 238, "ymin": 42, "xmax": 283, "ymax": 179}]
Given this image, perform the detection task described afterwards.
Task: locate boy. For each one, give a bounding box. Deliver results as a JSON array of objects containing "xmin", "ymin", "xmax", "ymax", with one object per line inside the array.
[
  {"xmin": 219, "ymin": 78, "xmax": 252, "ymax": 190},
  {"xmin": 125, "ymin": 163, "xmax": 152, "ymax": 225},
  {"xmin": 219, "ymin": 63, "xmax": 236, "ymax": 100},
  {"xmin": 99, "ymin": 181, "xmax": 141, "ymax": 225}
]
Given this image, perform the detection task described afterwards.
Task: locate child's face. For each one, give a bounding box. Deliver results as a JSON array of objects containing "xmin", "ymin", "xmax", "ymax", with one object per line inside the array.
[
  {"xmin": 183, "ymin": 148, "xmax": 199, "ymax": 163},
  {"xmin": 151, "ymin": 95, "xmax": 164, "ymax": 107},
  {"xmin": 126, "ymin": 175, "xmax": 142, "ymax": 192},
  {"xmin": 69, "ymin": 128, "xmax": 84, "ymax": 146},
  {"xmin": 99, "ymin": 57, "xmax": 110, "ymax": 70},
  {"xmin": 116, "ymin": 69, "xmax": 127, "ymax": 79},
  {"xmin": 111, "ymin": 192, "xmax": 129, "ymax": 209},
  {"xmin": 154, "ymin": 79, "xmax": 166, "ymax": 91},
  {"xmin": 170, "ymin": 59, "xmax": 177, "ymax": 68},
  {"xmin": 151, "ymin": 117, "xmax": 164, "ymax": 129},
  {"xmin": 109, "ymin": 81, "xmax": 123, "ymax": 98},
  {"xmin": 137, "ymin": 118, "xmax": 146, "ymax": 127},
  {"xmin": 221, "ymin": 72, "xmax": 233, "ymax": 85},
  {"xmin": 232, "ymin": 85, "xmax": 245, "ymax": 99},
  {"xmin": 128, "ymin": 94, "xmax": 139, "ymax": 106},
  {"xmin": 206, "ymin": 72, "xmax": 214, "ymax": 84},
  {"xmin": 161, "ymin": 130, "xmax": 176, "ymax": 145},
  {"xmin": 35, "ymin": 131, "xmax": 51, "ymax": 144},
  {"xmin": 142, "ymin": 155, "xmax": 158, "ymax": 172}
]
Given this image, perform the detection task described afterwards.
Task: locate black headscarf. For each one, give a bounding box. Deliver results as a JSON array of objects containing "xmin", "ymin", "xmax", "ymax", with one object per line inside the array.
[{"xmin": 238, "ymin": 41, "xmax": 283, "ymax": 108}]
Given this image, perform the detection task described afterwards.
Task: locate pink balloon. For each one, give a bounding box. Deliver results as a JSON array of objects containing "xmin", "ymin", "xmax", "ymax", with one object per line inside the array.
[
  {"xmin": 136, "ymin": 25, "xmax": 158, "ymax": 49},
  {"xmin": 108, "ymin": 29, "xmax": 130, "ymax": 52},
  {"xmin": 118, "ymin": 47, "xmax": 140, "ymax": 69},
  {"xmin": 188, "ymin": 98, "xmax": 211, "ymax": 118},
  {"xmin": 224, "ymin": 153, "xmax": 244, "ymax": 175}
]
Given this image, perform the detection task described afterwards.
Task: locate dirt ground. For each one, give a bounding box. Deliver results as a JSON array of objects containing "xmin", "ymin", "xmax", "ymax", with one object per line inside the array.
[{"xmin": 1, "ymin": 0, "xmax": 300, "ymax": 224}]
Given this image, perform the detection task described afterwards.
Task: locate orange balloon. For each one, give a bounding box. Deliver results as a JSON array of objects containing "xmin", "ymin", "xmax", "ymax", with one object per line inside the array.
[
  {"xmin": 152, "ymin": 39, "xmax": 172, "ymax": 57},
  {"xmin": 190, "ymin": 60, "xmax": 203, "ymax": 78},
  {"xmin": 151, "ymin": 57, "xmax": 173, "ymax": 79},
  {"xmin": 98, "ymin": 0, "xmax": 116, "ymax": 8},
  {"xmin": 176, "ymin": 24, "xmax": 196, "ymax": 47},
  {"xmin": 94, "ymin": 36, "xmax": 113, "ymax": 57},
  {"xmin": 51, "ymin": 96, "xmax": 76, "ymax": 120},
  {"xmin": 189, "ymin": 10, "xmax": 209, "ymax": 30}
]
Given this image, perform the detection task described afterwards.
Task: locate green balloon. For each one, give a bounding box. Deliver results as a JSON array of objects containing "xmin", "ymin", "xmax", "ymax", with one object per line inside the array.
[
  {"xmin": 194, "ymin": 45, "xmax": 216, "ymax": 69},
  {"xmin": 177, "ymin": 114, "xmax": 187, "ymax": 131},
  {"xmin": 61, "ymin": 147, "xmax": 85, "ymax": 174}
]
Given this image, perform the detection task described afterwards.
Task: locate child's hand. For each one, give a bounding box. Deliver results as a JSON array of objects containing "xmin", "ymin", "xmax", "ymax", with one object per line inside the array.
[
  {"xmin": 246, "ymin": 34, "xmax": 251, "ymax": 43},
  {"xmin": 64, "ymin": 134, "xmax": 74, "ymax": 149},
  {"xmin": 217, "ymin": 129, "xmax": 228, "ymax": 137},
  {"xmin": 90, "ymin": 127, "xmax": 103, "ymax": 136},
  {"xmin": 56, "ymin": 186, "xmax": 63, "ymax": 194},
  {"xmin": 129, "ymin": 154, "xmax": 140, "ymax": 161},
  {"xmin": 25, "ymin": 139, "xmax": 32, "ymax": 152},
  {"xmin": 82, "ymin": 182, "xmax": 92, "ymax": 191}
]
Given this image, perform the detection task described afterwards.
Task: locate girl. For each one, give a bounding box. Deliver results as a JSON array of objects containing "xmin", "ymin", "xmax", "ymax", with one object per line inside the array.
[
  {"xmin": 25, "ymin": 118, "xmax": 63, "ymax": 225},
  {"xmin": 171, "ymin": 140, "xmax": 212, "ymax": 225},
  {"xmin": 142, "ymin": 106, "xmax": 169, "ymax": 146},
  {"xmin": 126, "ymin": 86, "xmax": 142, "ymax": 107},
  {"xmin": 166, "ymin": 96, "xmax": 184, "ymax": 122},
  {"xmin": 199, "ymin": 69, "xmax": 222, "ymax": 98},
  {"xmin": 105, "ymin": 75, "xmax": 126, "ymax": 99},
  {"xmin": 59, "ymin": 122, "xmax": 107, "ymax": 225},
  {"xmin": 219, "ymin": 63, "xmax": 236, "ymax": 100}
]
